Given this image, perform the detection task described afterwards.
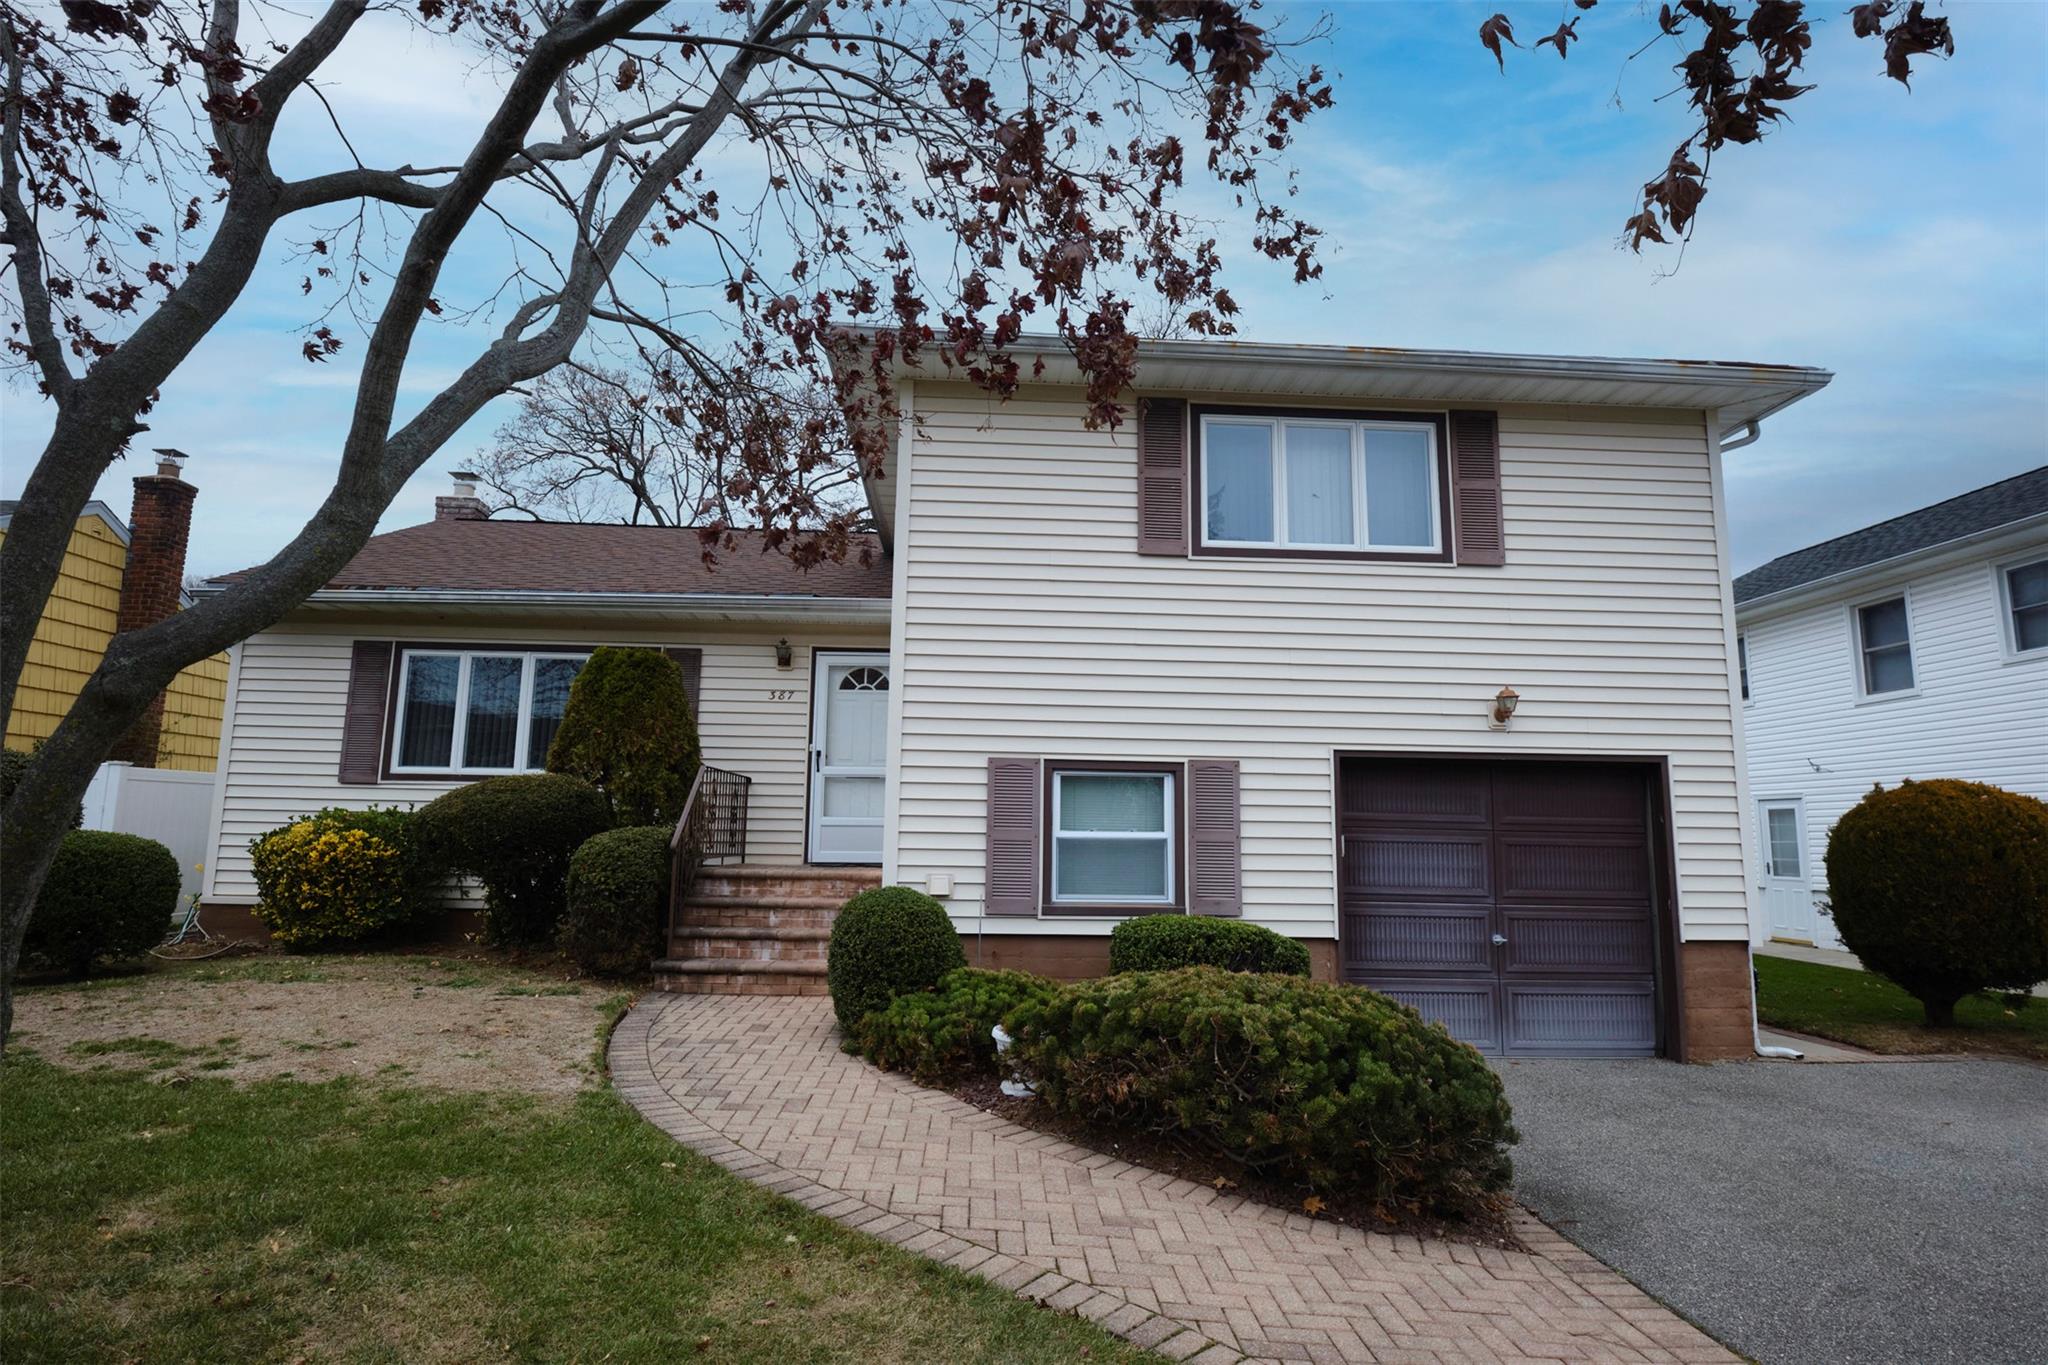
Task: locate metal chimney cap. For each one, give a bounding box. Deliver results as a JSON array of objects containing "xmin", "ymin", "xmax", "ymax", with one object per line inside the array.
[{"xmin": 151, "ymin": 447, "xmax": 190, "ymax": 477}]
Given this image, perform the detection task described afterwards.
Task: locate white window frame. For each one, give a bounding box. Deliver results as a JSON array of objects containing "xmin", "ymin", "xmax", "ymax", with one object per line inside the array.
[
  {"xmin": 1048, "ymin": 768, "xmax": 1177, "ymax": 907},
  {"xmin": 390, "ymin": 648, "xmax": 589, "ymax": 775},
  {"xmin": 1197, "ymin": 413, "xmax": 1444, "ymax": 555},
  {"xmin": 1847, "ymin": 590, "xmax": 1918, "ymax": 703},
  {"xmin": 1993, "ymin": 552, "xmax": 2048, "ymax": 662}
]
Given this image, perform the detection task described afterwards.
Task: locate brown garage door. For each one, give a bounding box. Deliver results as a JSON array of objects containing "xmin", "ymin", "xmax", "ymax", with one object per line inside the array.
[{"xmin": 1338, "ymin": 757, "xmax": 1663, "ymax": 1056}]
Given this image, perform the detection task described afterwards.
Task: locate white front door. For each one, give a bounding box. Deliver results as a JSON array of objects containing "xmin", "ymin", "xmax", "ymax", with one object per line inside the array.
[
  {"xmin": 809, "ymin": 651, "xmax": 890, "ymax": 864},
  {"xmin": 1758, "ymin": 800, "xmax": 1816, "ymax": 943}
]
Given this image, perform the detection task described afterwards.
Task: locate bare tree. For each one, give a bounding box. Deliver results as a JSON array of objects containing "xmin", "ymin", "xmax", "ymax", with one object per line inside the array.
[
  {"xmin": 476, "ymin": 360, "xmax": 864, "ymax": 528},
  {"xmin": 0, "ymin": 0, "xmax": 1335, "ymax": 1044}
]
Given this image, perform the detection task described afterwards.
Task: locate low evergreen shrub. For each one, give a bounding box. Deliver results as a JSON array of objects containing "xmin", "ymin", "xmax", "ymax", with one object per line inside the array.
[
  {"xmin": 849, "ymin": 967, "xmax": 1059, "ymax": 1082},
  {"xmin": 563, "ymin": 825, "xmax": 672, "ymax": 976},
  {"xmin": 1108, "ymin": 914, "xmax": 1311, "ymax": 976},
  {"xmin": 825, "ymin": 886, "xmax": 966, "ymax": 1030},
  {"xmin": 24, "ymin": 831, "xmax": 179, "ymax": 974},
  {"xmin": 415, "ymin": 774, "xmax": 613, "ymax": 945},
  {"xmin": 1006, "ymin": 967, "xmax": 1517, "ymax": 1216},
  {"xmin": 249, "ymin": 806, "xmax": 439, "ymax": 948}
]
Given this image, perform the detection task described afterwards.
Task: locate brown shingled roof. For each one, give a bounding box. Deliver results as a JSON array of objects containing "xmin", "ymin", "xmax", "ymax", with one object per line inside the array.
[{"xmin": 225, "ymin": 521, "xmax": 892, "ymax": 597}]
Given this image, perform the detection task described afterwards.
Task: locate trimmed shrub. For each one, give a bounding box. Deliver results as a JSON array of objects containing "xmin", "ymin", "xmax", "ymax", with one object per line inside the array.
[
  {"xmin": 849, "ymin": 967, "xmax": 1059, "ymax": 1083},
  {"xmin": 24, "ymin": 831, "xmax": 179, "ymax": 974},
  {"xmin": 415, "ymin": 774, "xmax": 613, "ymax": 945},
  {"xmin": 563, "ymin": 825, "xmax": 671, "ymax": 976},
  {"xmin": 1006, "ymin": 967, "xmax": 1517, "ymax": 1216},
  {"xmin": 1, "ymin": 745, "xmax": 83, "ymax": 829},
  {"xmin": 825, "ymin": 886, "xmax": 966, "ymax": 1030},
  {"xmin": 249, "ymin": 806, "xmax": 437, "ymax": 948},
  {"xmin": 545, "ymin": 647, "xmax": 701, "ymax": 827},
  {"xmin": 1826, "ymin": 779, "xmax": 2048, "ymax": 1025},
  {"xmin": 1109, "ymin": 914, "xmax": 1311, "ymax": 977}
]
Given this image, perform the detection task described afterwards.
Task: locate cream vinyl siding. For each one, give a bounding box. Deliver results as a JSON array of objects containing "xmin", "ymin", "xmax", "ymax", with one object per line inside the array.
[
  {"xmin": 203, "ymin": 618, "xmax": 885, "ymax": 902},
  {"xmin": 1739, "ymin": 532, "xmax": 2048, "ymax": 949},
  {"xmin": 891, "ymin": 383, "xmax": 1749, "ymax": 941}
]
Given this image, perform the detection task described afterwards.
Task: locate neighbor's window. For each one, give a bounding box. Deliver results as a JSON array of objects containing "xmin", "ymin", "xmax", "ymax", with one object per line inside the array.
[
  {"xmin": 2003, "ymin": 557, "xmax": 2048, "ymax": 655},
  {"xmin": 1855, "ymin": 597, "xmax": 1914, "ymax": 695},
  {"xmin": 1199, "ymin": 413, "xmax": 1441, "ymax": 555},
  {"xmin": 1737, "ymin": 633, "xmax": 1751, "ymax": 701},
  {"xmin": 1048, "ymin": 766, "xmax": 1178, "ymax": 909},
  {"xmin": 392, "ymin": 648, "xmax": 587, "ymax": 773}
]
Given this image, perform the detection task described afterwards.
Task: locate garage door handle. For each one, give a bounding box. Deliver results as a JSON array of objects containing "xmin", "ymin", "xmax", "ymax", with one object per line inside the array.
[{"xmin": 1491, "ymin": 933, "xmax": 1508, "ymax": 946}]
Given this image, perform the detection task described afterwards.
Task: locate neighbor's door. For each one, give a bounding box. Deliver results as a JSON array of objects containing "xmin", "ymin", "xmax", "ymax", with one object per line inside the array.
[
  {"xmin": 808, "ymin": 651, "xmax": 890, "ymax": 864},
  {"xmin": 1758, "ymin": 800, "xmax": 1816, "ymax": 943}
]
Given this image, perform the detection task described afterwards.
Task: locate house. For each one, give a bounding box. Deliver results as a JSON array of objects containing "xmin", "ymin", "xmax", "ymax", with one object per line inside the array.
[
  {"xmin": 196, "ymin": 340, "xmax": 1836, "ymax": 1061},
  {"xmin": 1733, "ymin": 467, "xmax": 2048, "ymax": 951},
  {"xmin": 1, "ymin": 453, "xmax": 229, "ymax": 771}
]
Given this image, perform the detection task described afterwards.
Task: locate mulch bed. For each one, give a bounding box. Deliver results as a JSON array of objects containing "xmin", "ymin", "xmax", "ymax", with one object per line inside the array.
[{"xmin": 948, "ymin": 1075, "xmax": 1524, "ymax": 1252}]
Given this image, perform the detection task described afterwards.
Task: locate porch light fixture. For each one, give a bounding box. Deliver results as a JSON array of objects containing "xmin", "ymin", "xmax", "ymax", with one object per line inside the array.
[
  {"xmin": 1488, "ymin": 685, "xmax": 1520, "ymax": 730},
  {"xmin": 775, "ymin": 638, "xmax": 793, "ymax": 670}
]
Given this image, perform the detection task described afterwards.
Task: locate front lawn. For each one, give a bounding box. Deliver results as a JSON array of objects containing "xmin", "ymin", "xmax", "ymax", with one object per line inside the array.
[
  {"xmin": 1755, "ymin": 955, "xmax": 2048, "ymax": 1061},
  {"xmin": 2, "ymin": 957, "xmax": 1156, "ymax": 1364}
]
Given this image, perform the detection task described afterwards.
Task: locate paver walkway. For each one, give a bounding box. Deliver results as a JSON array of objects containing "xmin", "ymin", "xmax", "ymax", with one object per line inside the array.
[{"xmin": 611, "ymin": 994, "xmax": 1734, "ymax": 1364}]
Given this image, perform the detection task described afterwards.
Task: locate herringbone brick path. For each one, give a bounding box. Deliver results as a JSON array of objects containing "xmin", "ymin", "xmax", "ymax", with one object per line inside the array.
[{"xmin": 610, "ymin": 994, "xmax": 1733, "ymax": 1365}]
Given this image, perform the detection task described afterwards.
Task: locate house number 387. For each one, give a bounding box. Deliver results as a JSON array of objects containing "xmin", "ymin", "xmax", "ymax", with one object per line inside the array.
[{"xmin": 767, "ymin": 688, "xmax": 797, "ymax": 702}]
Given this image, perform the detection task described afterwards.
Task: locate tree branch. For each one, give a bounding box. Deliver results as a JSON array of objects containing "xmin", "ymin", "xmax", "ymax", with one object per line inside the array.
[{"xmin": 0, "ymin": 21, "xmax": 74, "ymax": 400}]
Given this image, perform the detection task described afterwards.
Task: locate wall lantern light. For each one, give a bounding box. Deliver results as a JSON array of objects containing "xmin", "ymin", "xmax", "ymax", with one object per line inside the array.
[
  {"xmin": 775, "ymin": 638, "xmax": 794, "ymax": 670},
  {"xmin": 1488, "ymin": 685, "xmax": 1520, "ymax": 730}
]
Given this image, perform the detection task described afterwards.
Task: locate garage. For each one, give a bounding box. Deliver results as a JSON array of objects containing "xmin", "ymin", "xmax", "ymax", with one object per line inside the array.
[{"xmin": 1337, "ymin": 756, "xmax": 1671, "ymax": 1057}]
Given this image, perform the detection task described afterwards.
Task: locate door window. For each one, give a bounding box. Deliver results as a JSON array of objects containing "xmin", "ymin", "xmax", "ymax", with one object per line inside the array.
[{"xmin": 1764, "ymin": 806, "xmax": 1801, "ymax": 878}]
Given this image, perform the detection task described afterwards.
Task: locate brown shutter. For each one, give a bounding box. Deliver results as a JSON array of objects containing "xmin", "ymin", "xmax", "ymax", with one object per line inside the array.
[
  {"xmin": 338, "ymin": 640, "xmax": 394, "ymax": 784},
  {"xmin": 1187, "ymin": 759, "xmax": 1242, "ymax": 916},
  {"xmin": 1448, "ymin": 409, "xmax": 1506, "ymax": 566},
  {"xmin": 663, "ymin": 647, "xmax": 703, "ymax": 720},
  {"xmin": 984, "ymin": 756, "xmax": 1042, "ymax": 916},
  {"xmin": 1136, "ymin": 397, "xmax": 1189, "ymax": 556}
]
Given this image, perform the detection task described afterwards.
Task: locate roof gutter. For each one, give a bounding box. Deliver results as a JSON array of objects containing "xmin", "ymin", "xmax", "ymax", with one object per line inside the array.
[{"xmin": 192, "ymin": 584, "xmax": 894, "ymax": 622}]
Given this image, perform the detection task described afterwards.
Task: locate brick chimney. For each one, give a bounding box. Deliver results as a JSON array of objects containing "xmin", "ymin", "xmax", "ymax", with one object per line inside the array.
[
  {"xmin": 107, "ymin": 449, "xmax": 198, "ymax": 767},
  {"xmin": 436, "ymin": 470, "xmax": 489, "ymax": 521}
]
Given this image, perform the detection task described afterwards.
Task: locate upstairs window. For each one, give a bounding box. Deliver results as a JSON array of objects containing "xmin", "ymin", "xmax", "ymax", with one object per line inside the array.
[
  {"xmin": 1197, "ymin": 412, "xmax": 1445, "ymax": 559},
  {"xmin": 2002, "ymin": 557, "xmax": 2048, "ymax": 656},
  {"xmin": 392, "ymin": 648, "xmax": 587, "ymax": 773},
  {"xmin": 1854, "ymin": 597, "xmax": 1915, "ymax": 696}
]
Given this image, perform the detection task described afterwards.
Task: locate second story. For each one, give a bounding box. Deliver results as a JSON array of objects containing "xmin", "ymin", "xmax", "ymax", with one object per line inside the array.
[{"xmin": 1733, "ymin": 466, "xmax": 2048, "ymax": 801}]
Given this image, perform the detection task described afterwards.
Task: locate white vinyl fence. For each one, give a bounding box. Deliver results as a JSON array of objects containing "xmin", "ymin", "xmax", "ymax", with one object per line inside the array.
[{"xmin": 80, "ymin": 762, "xmax": 216, "ymax": 907}]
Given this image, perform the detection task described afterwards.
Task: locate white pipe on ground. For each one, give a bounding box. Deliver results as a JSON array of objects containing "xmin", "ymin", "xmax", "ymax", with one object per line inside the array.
[{"xmin": 1749, "ymin": 946, "xmax": 1804, "ymax": 1059}]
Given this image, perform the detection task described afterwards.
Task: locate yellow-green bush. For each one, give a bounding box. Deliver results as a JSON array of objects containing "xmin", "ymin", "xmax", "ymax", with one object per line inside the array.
[{"xmin": 251, "ymin": 815, "xmax": 416, "ymax": 948}]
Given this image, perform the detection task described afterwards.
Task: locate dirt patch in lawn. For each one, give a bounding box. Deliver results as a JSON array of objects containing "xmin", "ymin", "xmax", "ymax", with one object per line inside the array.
[{"xmin": 11, "ymin": 952, "xmax": 625, "ymax": 1098}]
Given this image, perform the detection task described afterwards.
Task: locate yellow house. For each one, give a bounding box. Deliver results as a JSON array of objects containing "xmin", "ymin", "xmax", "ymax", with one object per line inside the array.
[{"xmin": 0, "ymin": 498, "xmax": 228, "ymax": 771}]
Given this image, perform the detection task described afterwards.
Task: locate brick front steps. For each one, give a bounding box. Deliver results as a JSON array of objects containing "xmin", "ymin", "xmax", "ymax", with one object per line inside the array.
[{"xmin": 654, "ymin": 864, "xmax": 880, "ymax": 996}]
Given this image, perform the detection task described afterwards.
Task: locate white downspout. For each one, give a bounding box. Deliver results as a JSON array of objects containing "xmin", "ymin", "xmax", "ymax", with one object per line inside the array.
[{"xmin": 1751, "ymin": 947, "xmax": 1804, "ymax": 1059}]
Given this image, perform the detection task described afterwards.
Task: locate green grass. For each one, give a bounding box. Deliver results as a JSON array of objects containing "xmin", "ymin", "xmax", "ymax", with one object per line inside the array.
[
  {"xmin": 0, "ymin": 1054, "xmax": 1157, "ymax": 1364},
  {"xmin": 1756, "ymin": 955, "xmax": 2048, "ymax": 1060}
]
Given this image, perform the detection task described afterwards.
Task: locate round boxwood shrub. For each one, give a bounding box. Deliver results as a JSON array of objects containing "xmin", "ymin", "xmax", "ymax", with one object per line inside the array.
[
  {"xmin": 545, "ymin": 646, "xmax": 701, "ymax": 827},
  {"xmin": 1109, "ymin": 914, "xmax": 1311, "ymax": 977},
  {"xmin": 1006, "ymin": 967, "xmax": 1518, "ymax": 1217},
  {"xmin": 849, "ymin": 967, "xmax": 1059, "ymax": 1083},
  {"xmin": 415, "ymin": 773, "xmax": 613, "ymax": 945},
  {"xmin": 1826, "ymin": 779, "xmax": 2048, "ymax": 1025},
  {"xmin": 24, "ymin": 830, "xmax": 179, "ymax": 975},
  {"xmin": 249, "ymin": 806, "xmax": 437, "ymax": 949},
  {"xmin": 563, "ymin": 825, "xmax": 672, "ymax": 976},
  {"xmin": 825, "ymin": 886, "xmax": 966, "ymax": 1030}
]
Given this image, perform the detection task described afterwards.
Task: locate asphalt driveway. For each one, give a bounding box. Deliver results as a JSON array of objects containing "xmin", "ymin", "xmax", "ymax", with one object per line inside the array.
[{"xmin": 1498, "ymin": 1055, "xmax": 2048, "ymax": 1365}]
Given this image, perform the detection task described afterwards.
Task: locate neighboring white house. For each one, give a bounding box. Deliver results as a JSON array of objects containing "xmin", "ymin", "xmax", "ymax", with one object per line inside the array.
[
  {"xmin": 1733, "ymin": 467, "xmax": 2048, "ymax": 950},
  {"xmin": 198, "ymin": 337, "xmax": 1835, "ymax": 1060}
]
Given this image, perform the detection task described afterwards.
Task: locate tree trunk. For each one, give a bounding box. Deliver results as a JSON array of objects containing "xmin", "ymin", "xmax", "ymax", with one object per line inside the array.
[{"xmin": 1922, "ymin": 995, "xmax": 1959, "ymax": 1028}]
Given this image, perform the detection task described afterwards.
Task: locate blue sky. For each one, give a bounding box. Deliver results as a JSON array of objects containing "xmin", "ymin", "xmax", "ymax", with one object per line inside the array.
[{"xmin": 2, "ymin": 0, "xmax": 2043, "ymax": 578}]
